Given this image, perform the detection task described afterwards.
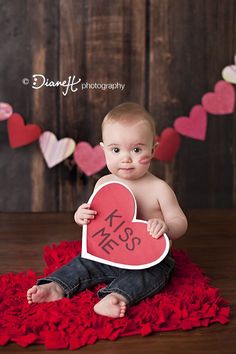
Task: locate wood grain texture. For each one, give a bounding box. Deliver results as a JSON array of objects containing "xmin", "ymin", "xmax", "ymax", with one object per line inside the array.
[
  {"xmin": 0, "ymin": 210, "xmax": 235, "ymax": 353},
  {"xmin": 0, "ymin": 0, "xmax": 235, "ymax": 211},
  {"xmin": 29, "ymin": 0, "xmax": 60, "ymax": 211},
  {"xmin": 58, "ymin": 0, "xmax": 146, "ymax": 210},
  {"xmin": 149, "ymin": 0, "xmax": 236, "ymax": 208}
]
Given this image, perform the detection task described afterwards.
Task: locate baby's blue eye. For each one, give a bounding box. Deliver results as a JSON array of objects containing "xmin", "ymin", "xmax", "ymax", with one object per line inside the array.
[
  {"xmin": 133, "ymin": 147, "xmax": 141, "ymax": 153},
  {"xmin": 112, "ymin": 147, "xmax": 120, "ymax": 153}
]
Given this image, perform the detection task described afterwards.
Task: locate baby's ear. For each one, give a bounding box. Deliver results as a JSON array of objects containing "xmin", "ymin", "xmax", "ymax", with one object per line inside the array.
[
  {"xmin": 152, "ymin": 142, "xmax": 159, "ymax": 155},
  {"xmin": 100, "ymin": 142, "xmax": 104, "ymax": 149}
]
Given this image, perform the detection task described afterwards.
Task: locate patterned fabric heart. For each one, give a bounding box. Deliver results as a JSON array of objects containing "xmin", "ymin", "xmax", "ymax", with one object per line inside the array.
[{"xmin": 39, "ymin": 131, "xmax": 75, "ymax": 168}]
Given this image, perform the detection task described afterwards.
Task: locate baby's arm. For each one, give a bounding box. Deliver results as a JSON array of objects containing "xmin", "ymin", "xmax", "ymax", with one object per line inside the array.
[{"xmin": 155, "ymin": 181, "xmax": 188, "ymax": 240}]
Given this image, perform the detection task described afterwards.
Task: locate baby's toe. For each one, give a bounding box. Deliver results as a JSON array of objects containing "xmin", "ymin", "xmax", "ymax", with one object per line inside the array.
[{"xmin": 27, "ymin": 285, "xmax": 38, "ymax": 295}]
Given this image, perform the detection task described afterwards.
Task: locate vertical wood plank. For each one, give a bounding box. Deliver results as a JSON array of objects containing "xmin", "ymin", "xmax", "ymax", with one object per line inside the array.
[
  {"xmin": 29, "ymin": 0, "xmax": 60, "ymax": 211},
  {"xmin": 59, "ymin": 0, "xmax": 146, "ymax": 211},
  {"xmin": 0, "ymin": 0, "xmax": 33, "ymax": 211},
  {"xmin": 203, "ymin": 0, "xmax": 236, "ymax": 208}
]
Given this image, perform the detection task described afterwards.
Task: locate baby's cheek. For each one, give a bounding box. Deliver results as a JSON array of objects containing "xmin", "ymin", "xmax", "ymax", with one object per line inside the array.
[{"xmin": 139, "ymin": 155, "xmax": 151, "ymax": 165}]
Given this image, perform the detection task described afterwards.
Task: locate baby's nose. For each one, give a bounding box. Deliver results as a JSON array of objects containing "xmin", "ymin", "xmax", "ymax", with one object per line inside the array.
[{"xmin": 122, "ymin": 153, "xmax": 132, "ymax": 163}]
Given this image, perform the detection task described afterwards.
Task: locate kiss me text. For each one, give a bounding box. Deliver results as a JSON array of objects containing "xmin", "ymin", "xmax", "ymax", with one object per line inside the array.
[{"xmin": 91, "ymin": 209, "xmax": 141, "ymax": 255}]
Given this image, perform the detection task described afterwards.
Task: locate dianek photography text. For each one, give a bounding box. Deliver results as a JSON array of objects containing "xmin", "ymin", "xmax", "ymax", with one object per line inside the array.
[{"xmin": 25, "ymin": 74, "xmax": 126, "ymax": 96}]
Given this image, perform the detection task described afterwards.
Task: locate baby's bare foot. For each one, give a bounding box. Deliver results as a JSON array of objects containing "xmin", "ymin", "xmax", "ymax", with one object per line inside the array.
[
  {"xmin": 27, "ymin": 282, "xmax": 64, "ymax": 304},
  {"xmin": 94, "ymin": 293, "xmax": 127, "ymax": 318}
]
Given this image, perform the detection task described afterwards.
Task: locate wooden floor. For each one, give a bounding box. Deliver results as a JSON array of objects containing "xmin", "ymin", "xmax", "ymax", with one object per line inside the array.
[{"xmin": 0, "ymin": 210, "xmax": 235, "ymax": 354}]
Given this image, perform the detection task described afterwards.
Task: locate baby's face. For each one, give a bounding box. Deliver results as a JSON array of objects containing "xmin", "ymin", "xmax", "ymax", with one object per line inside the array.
[{"xmin": 101, "ymin": 120, "xmax": 155, "ymax": 180}]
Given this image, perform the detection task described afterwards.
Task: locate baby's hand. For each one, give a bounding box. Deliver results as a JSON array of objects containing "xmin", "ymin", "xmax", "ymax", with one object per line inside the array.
[
  {"xmin": 74, "ymin": 203, "xmax": 97, "ymax": 226},
  {"xmin": 147, "ymin": 218, "xmax": 168, "ymax": 239}
]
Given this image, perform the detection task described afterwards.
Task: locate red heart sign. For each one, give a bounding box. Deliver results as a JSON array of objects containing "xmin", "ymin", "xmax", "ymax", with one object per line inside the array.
[
  {"xmin": 7, "ymin": 113, "xmax": 42, "ymax": 148},
  {"xmin": 82, "ymin": 182, "xmax": 169, "ymax": 269}
]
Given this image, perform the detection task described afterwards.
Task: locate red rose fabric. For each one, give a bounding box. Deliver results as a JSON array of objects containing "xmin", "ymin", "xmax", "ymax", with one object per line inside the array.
[{"xmin": 0, "ymin": 241, "xmax": 230, "ymax": 350}]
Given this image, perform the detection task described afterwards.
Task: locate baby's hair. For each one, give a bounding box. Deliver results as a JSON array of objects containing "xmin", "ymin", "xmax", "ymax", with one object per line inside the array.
[{"xmin": 102, "ymin": 102, "xmax": 156, "ymax": 140}]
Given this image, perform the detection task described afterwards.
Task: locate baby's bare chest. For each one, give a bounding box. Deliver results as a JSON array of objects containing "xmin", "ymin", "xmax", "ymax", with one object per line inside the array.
[{"xmin": 131, "ymin": 189, "xmax": 163, "ymax": 221}]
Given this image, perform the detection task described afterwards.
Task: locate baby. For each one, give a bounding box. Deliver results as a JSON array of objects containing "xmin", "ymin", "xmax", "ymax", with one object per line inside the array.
[{"xmin": 27, "ymin": 102, "xmax": 187, "ymax": 318}]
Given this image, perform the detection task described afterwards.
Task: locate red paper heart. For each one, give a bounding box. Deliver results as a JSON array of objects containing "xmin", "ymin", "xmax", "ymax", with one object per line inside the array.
[
  {"xmin": 82, "ymin": 182, "xmax": 169, "ymax": 269},
  {"xmin": 174, "ymin": 105, "xmax": 207, "ymax": 141},
  {"xmin": 154, "ymin": 128, "xmax": 181, "ymax": 162},
  {"xmin": 7, "ymin": 113, "xmax": 42, "ymax": 148},
  {"xmin": 202, "ymin": 80, "xmax": 235, "ymax": 115},
  {"xmin": 74, "ymin": 142, "xmax": 106, "ymax": 176}
]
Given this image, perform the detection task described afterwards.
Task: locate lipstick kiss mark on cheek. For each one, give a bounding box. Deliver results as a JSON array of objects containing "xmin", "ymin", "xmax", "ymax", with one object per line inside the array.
[{"xmin": 139, "ymin": 156, "xmax": 151, "ymax": 165}]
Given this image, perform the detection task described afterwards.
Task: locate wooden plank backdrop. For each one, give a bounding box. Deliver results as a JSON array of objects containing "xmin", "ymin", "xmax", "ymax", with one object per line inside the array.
[{"xmin": 0, "ymin": 0, "xmax": 235, "ymax": 212}]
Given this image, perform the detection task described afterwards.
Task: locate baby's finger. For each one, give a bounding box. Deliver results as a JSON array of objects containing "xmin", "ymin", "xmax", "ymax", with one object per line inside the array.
[
  {"xmin": 149, "ymin": 221, "xmax": 159, "ymax": 235},
  {"xmin": 147, "ymin": 219, "xmax": 156, "ymax": 232},
  {"xmin": 80, "ymin": 213, "xmax": 96, "ymax": 221},
  {"xmin": 83, "ymin": 209, "xmax": 97, "ymax": 216},
  {"xmin": 156, "ymin": 226, "xmax": 166, "ymax": 238},
  {"xmin": 151, "ymin": 225, "xmax": 163, "ymax": 238}
]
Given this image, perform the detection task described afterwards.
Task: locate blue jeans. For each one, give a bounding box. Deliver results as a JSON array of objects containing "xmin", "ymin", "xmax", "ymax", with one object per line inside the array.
[{"xmin": 37, "ymin": 253, "xmax": 175, "ymax": 306}]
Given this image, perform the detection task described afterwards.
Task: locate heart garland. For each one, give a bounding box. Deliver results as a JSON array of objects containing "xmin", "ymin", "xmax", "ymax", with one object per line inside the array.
[{"xmin": 0, "ymin": 59, "xmax": 235, "ymax": 174}]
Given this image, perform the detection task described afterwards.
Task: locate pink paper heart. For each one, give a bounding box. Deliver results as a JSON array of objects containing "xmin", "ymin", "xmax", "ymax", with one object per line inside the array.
[
  {"xmin": 74, "ymin": 142, "xmax": 106, "ymax": 176},
  {"xmin": 0, "ymin": 102, "xmax": 13, "ymax": 121},
  {"xmin": 82, "ymin": 182, "xmax": 169, "ymax": 269},
  {"xmin": 201, "ymin": 80, "xmax": 235, "ymax": 114},
  {"xmin": 174, "ymin": 105, "xmax": 207, "ymax": 141},
  {"xmin": 39, "ymin": 131, "xmax": 76, "ymax": 168}
]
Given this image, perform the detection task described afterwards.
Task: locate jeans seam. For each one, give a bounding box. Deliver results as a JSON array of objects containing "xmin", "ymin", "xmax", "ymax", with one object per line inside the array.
[
  {"xmin": 97, "ymin": 287, "xmax": 133, "ymax": 304},
  {"xmin": 38, "ymin": 275, "xmax": 117, "ymax": 297},
  {"xmin": 37, "ymin": 276, "xmax": 72, "ymax": 296},
  {"xmin": 79, "ymin": 275, "xmax": 115, "ymax": 285}
]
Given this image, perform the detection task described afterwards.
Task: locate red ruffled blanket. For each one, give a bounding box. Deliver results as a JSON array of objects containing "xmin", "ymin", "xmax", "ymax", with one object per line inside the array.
[{"xmin": 0, "ymin": 241, "xmax": 230, "ymax": 350}]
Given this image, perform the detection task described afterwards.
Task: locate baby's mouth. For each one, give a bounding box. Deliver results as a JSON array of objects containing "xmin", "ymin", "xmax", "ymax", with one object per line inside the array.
[{"xmin": 119, "ymin": 167, "xmax": 134, "ymax": 171}]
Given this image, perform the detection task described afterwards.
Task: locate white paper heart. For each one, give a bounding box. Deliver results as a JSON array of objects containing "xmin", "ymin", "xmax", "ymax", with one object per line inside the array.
[
  {"xmin": 222, "ymin": 56, "xmax": 236, "ymax": 84},
  {"xmin": 39, "ymin": 131, "xmax": 75, "ymax": 168}
]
